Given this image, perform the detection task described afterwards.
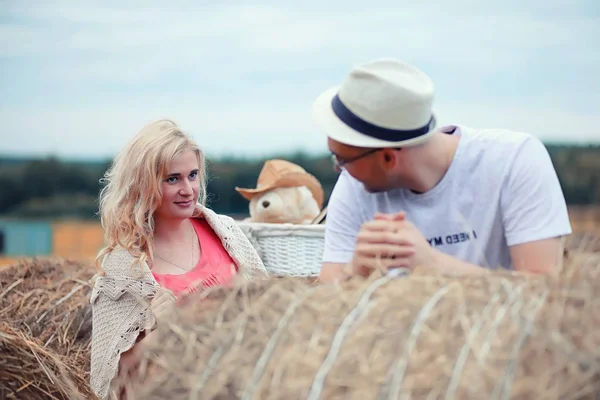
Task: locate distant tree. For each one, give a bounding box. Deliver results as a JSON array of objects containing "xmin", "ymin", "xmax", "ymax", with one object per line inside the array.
[
  {"xmin": 0, "ymin": 171, "xmax": 24, "ymax": 214},
  {"xmin": 0, "ymin": 144, "xmax": 599, "ymax": 219}
]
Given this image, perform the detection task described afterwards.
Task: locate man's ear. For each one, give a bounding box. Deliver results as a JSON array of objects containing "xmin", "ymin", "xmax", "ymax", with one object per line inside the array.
[{"xmin": 381, "ymin": 149, "xmax": 398, "ymax": 169}]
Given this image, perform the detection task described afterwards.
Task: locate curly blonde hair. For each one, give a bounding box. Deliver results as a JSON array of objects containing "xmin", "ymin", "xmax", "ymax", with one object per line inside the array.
[{"xmin": 95, "ymin": 119, "xmax": 207, "ymax": 272}]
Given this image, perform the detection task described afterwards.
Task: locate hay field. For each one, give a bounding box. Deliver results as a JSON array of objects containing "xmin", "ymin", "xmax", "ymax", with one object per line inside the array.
[
  {"xmin": 0, "ymin": 258, "xmax": 96, "ymax": 400},
  {"xmin": 568, "ymin": 206, "xmax": 600, "ymax": 234},
  {"xmin": 0, "ymin": 228, "xmax": 599, "ymax": 399},
  {"xmin": 119, "ymin": 244, "xmax": 600, "ymax": 400}
]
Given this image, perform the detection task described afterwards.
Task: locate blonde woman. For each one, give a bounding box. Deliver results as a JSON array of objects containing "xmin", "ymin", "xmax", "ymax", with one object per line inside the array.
[{"xmin": 89, "ymin": 119, "xmax": 268, "ymax": 399}]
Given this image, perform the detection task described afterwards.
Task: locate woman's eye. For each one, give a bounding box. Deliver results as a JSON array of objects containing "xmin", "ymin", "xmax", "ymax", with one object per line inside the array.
[
  {"xmin": 166, "ymin": 176, "xmax": 178, "ymax": 183},
  {"xmin": 189, "ymin": 171, "xmax": 198, "ymax": 179}
]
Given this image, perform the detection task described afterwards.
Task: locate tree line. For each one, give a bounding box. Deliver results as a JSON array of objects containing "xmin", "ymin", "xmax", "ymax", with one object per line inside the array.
[{"xmin": 1, "ymin": 143, "xmax": 599, "ymax": 220}]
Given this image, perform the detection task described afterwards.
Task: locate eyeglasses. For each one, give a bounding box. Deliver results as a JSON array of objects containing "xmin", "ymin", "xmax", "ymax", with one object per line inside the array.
[{"xmin": 330, "ymin": 147, "xmax": 402, "ymax": 171}]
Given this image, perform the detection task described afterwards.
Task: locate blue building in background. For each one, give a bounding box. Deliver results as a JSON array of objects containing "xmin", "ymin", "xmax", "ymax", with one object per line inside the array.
[{"xmin": 0, "ymin": 220, "xmax": 53, "ymax": 258}]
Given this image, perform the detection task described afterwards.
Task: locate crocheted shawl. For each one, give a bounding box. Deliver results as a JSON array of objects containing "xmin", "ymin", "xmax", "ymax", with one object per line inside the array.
[{"xmin": 89, "ymin": 204, "xmax": 268, "ymax": 399}]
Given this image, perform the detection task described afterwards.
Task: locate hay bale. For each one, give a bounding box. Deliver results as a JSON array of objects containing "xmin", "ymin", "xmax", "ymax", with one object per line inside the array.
[
  {"xmin": 0, "ymin": 323, "xmax": 91, "ymax": 400},
  {"xmin": 0, "ymin": 257, "xmax": 97, "ymax": 399},
  {"xmin": 566, "ymin": 231, "xmax": 600, "ymax": 253},
  {"xmin": 121, "ymin": 251, "xmax": 600, "ymax": 400}
]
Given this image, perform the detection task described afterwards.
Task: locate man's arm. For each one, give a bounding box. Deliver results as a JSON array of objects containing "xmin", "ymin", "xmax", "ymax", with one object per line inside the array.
[
  {"xmin": 318, "ymin": 171, "xmax": 364, "ymax": 283},
  {"xmin": 426, "ymin": 238, "xmax": 564, "ymax": 277},
  {"xmin": 509, "ymin": 237, "xmax": 565, "ymax": 277},
  {"xmin": 499, "ymin": 136, "xmax": 572, "ymax": 275},
  {"xmin": 319, "ymin": 262, "xmax": 349, "ymax": 282}
]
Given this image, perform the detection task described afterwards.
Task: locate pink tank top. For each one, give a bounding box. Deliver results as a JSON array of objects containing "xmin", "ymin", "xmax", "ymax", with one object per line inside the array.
[{"xmin": 152, "ymin": 218, "xmax": 238, "ymax": 296}]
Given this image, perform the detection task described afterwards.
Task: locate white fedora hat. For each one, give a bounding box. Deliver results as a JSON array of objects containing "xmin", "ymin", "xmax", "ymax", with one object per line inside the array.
[{"xmin": 312, "ymin": 58, "xmax": 437, "ymax": 148}]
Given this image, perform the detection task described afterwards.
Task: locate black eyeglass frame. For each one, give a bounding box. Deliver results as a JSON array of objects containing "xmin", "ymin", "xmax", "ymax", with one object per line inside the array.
[{"xmin": 330, "ymin": 147, "xmax": 402, "ymax": 170}]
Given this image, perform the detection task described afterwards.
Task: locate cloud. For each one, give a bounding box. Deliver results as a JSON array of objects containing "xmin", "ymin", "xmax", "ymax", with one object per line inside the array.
[
  {"xmin": 434, "ymin": 103, "xmax": 600, "ymax": 144},
  {"xmin": 0, "ymin": 0, "xmax": 598, "ymax": 158},
  {"xmin": 0, "ymin": 104, "xmax": 319, "ymax": 159},
  {"xmin": 4, "ymin": 2, "xmax": 598, "ymax": 69},
  {"xmin": 1, "ymin": 98, "xmax": 598, "ymax": 162}
]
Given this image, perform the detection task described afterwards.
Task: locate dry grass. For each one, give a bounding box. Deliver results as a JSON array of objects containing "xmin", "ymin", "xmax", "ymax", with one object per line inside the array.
[
  {"xmin": 119, "ymin": 248, "xmax": 600, "ymax": 399},
  {"xmin": 0, "ymin": 231, "xmax": 599, "ymax": 399},
  {"xmin": 565, "ymin": 231, "xmax": 600, "ymax": 253},
  {"xmin": 0, "ymin": 257, "xmax": 98, "ymax": 400}
]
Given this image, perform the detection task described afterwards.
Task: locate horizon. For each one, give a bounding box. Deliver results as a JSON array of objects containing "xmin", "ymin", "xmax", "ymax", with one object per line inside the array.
[
  {"xmin": 2, "ymin": 138, "xmax": 600, "ymax": 164},
  {"xmin": 1, "ymin": 1, "xmax": 599, "ymax": 159}
]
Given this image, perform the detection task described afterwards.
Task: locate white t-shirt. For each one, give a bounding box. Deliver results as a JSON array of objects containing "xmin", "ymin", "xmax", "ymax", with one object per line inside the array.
[{"xmin": 322, "ymin": 125, "xmax": 573, "ymax": 270}]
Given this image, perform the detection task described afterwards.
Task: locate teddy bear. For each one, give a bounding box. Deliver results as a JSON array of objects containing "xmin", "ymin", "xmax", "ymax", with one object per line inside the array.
[
  {"xmin": 245, "ymin": 186, "xmax": 320, "ymax": 224},
  {"xmin": 235, "ymin": 159, "xmax": 324, "ymax": 224}
]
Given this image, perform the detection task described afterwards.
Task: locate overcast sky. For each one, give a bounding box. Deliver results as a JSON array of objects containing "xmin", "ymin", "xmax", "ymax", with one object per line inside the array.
[{"xmin": 1, "ymin": 0, "xmax": 599, "ymax": 160}]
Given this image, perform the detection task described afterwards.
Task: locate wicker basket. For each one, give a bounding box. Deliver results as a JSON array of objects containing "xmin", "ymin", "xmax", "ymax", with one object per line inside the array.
[{"xmin": 236, "ymin": 222, "xmax": 325, "ymax": 277}]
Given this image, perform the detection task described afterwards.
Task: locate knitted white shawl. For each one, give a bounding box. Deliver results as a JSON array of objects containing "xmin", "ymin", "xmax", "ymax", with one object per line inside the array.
[{"xmin": 89, "ymin": 204, "xmax": 268, "ymax": 399}]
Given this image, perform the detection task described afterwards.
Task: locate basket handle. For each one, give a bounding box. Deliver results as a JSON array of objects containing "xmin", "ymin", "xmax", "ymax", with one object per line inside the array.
[{"xmin": 310, "ymin": 206, "xmax": 328, "ymax": 225}]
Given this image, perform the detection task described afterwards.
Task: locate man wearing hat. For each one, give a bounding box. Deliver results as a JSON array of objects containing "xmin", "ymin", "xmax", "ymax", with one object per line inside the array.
[{"xmin": 312, "ymin": 58, "xmax": 572, "ymax": 282}]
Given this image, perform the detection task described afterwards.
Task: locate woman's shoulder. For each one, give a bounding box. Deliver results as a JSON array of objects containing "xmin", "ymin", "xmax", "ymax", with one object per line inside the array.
[
  {"xmin": 193, "ymin": 203, "xmax": 234, "ymax": 222},
  {"xmin": 193, "ymin": 203, "xmax": 269, "ymax": 278},
  {"xmin": 193, "ymin": 204, "xmax": 241, "ymax": 234},
  {"xmin": 99, "ymin": 245, "xmax": 132, "ymax": 268},
  {"xmin": 91, "ymin": 245, "xmax": 157, "ymax": 308},
  {"xmin": 98, "ymin": 245, "xmax": 151, "ymax": 279}
]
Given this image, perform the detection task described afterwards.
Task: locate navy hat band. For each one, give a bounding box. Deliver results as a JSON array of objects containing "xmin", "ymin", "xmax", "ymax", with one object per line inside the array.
[{"xmin": 331, "ymin": 94, "xmax": 434, "ymax": 142}]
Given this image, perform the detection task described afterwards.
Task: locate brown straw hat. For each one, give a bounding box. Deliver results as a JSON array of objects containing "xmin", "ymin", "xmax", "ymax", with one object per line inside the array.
[{"xmin": 235, "ymin": 159, "xmax": 324, "ymax": 209}]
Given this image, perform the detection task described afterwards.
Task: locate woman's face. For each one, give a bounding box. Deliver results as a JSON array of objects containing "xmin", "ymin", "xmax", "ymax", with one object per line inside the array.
[{"xmin": 154, "ymin": 149, "xmax": 201, "ymax": 221}]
